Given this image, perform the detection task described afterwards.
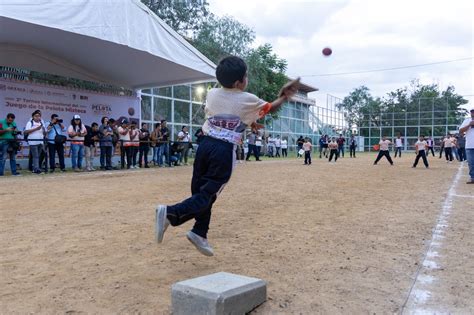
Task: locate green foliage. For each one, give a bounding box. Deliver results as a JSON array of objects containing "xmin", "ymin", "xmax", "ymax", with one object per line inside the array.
[
  {"xmin": 245, "ymin": 44, "xmax": 288, "ymax": 105},
  {"xmin": 339, "ymin": 81, "xmax": 469, "ymax": 138},
  {"xmin": 141, "ymin": 0, "xmax": 210, "ymax": 35},
  {"xmin": 141, "ymin": 1, "xmax": 289, "ymax": 108},
  {"xmin": 191, "ymin": 15, "xmax": 255, "ymax": 63}
]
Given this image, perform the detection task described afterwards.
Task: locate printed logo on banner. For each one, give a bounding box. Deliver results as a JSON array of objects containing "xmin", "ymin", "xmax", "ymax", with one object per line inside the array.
[{"xmin": 91, "ymin": 104, "xmax": 112, "ymax": 115}]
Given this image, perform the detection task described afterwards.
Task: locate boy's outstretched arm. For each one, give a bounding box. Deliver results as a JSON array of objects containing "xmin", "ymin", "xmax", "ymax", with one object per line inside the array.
[{"xmin": 269, "ymin": 78, "xmax": 300, "ymax": 114}]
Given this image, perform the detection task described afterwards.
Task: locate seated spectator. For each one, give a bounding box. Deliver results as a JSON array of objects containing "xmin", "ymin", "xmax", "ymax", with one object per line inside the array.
[{"xmin": 170, "ymin": 142, "xmax": 183, "ymax": 166}]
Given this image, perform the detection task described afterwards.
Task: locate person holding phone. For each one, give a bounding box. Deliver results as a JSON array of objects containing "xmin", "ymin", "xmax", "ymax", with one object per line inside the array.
[{"xmin": 24, "ymin": 110, "xmax": 46, "ymax": 174}]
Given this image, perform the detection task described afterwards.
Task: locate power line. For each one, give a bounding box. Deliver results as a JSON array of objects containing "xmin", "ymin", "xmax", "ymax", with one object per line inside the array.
[{"xmin": 298, "ymin": 57, "xmax": 473, "ymax": 77}]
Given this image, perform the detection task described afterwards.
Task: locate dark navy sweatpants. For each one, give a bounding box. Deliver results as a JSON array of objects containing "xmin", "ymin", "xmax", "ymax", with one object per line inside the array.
[{"xmin": 166, "ymin": 136, "xmax": 234, "ymax": 238}]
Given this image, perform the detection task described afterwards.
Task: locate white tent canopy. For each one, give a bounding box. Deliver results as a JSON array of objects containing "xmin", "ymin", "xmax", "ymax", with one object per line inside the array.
[{"xmin": 0, "ymin": 0, "xmax": 216, "ymax": 89}]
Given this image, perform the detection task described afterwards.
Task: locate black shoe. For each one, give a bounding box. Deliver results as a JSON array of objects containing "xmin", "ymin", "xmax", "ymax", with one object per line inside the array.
[
  {"xmin": 61, "ymin": 169, "xmax": 67, "ymax": 172},
  {"xmin": 49, "ymin": 169, "xmax": 55, "ymax": 173},
  {"xmin": 145, "ymin": 165, "xmax": 150, "ymax": 168}
]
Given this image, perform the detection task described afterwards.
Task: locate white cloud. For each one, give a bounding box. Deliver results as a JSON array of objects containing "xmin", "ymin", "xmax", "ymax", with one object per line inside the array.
[{"xmin": 208, "ymin": 0, "xmax": 473, "ymax": 108}]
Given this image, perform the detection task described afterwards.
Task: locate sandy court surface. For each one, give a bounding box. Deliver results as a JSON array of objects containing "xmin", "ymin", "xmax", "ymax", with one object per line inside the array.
[{"xmin": 1, "ymin": 153, "xmax": 472, "ymax": 314}]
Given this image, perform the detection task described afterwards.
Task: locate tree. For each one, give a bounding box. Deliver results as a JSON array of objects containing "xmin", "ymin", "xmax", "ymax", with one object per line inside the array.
[
  {"xmin": 338, "ymin": 82, "xmax": 469, "ymax": 139},
  {"xmin": 141, "ymin": 0, "xmax": 210, "ymax": 35},
  {"xmin": 337, "ymin": 86, "xmax": 382, "ymax": 128},
  {"xmin": 191, "ymin": 14, "xmax": 255, "ymax": 63},
  {"xmin": 245, "ymin": 44, "xmax": 288, "ymax": 116}
]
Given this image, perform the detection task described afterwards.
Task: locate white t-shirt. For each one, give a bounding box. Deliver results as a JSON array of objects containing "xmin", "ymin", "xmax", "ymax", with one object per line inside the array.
[
  {"xmin": 68, "ymin": 124, "xmax": 87, "ymax": 144},
  {"xmin": 118, "ymin": 126, "xmax": 130, "ymax": 142},
  {"xmin": 379, "ymin": 140, "xmax": 391, "ymax": 151},
  {"xmin": 443, "ymin": 137, "xmax": 453, "ymax": 148},
  {"xmin": 25, "ymin": 119, "xmax": 45, "ymax": 146},
  {"xmin": 178, "ymin": 131, "xmax": 191, "ymax": 142},
  {"xmin": 202, "ymin": 88, "xmax": 269, "ymax": 144},
  {"xmin": 460, "ymin": 117, "xmax": 474, "ymax": 149},
  {"xmin": 281, "ymin": 139, "xmax": 288, "ymax": 149},
  {"xmin": 395, "ymin": 138, "xmax": 403, "ymax": 147},
  {"xmin": 303, "ymin": 142, "xmax": 312, "ymax": 151},
  {"xmin": 415, "ymin": 140, "xmax": 427, "ymax": 151},
  {"xmin": 275, "ymin": 138, "xmax": 281, "ymax": 147}
]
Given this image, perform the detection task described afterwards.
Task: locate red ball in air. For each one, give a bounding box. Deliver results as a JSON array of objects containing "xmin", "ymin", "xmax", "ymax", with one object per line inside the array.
[{"xmin": 322, "ymin": 47, "xmax": 332, "ymax": 56}]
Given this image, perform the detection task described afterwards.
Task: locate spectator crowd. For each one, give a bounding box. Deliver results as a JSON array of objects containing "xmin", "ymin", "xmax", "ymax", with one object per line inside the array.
[{"xmin": 0, "ymin": 110, "xmax": 195, "ymax": 176}]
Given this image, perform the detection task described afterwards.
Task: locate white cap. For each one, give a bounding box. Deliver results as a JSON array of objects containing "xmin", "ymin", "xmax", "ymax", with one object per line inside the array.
[{"xmin": 73, "ymin": 115, "xmax": 81, "ymax": 119}]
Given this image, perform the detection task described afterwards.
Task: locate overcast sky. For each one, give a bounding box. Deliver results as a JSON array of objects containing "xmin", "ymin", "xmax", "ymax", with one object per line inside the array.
[{"xmin": 208, "ymin": 0, "xmax": 473, "ymax": 109}]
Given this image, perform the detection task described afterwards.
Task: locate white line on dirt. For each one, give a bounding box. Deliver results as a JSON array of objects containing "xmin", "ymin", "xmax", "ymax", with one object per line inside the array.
[
  {"xmin": 452, "ymin": 194, "xmax": 474, "ymax": 199},
  {"xmin": 401, "ymin": 163, "xmax": 464, "ymax": 314}
]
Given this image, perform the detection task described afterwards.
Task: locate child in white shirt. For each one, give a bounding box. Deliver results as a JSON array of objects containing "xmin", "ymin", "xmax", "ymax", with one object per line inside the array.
[
  {"xmin": 413, "ymin": 135, "xmax": 429, "ymax": 168},
  {"xmin": 156, "ymin": 56, "xmax": 299, "ymax": 256}
]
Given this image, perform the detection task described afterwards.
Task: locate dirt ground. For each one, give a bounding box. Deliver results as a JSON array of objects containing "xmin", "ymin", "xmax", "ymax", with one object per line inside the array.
[{"xmin": 0, "ymin": 152, "xmax": 472, "ymax": 314}]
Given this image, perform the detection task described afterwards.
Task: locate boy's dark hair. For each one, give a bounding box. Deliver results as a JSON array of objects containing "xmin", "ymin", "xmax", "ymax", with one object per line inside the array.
[
  {"xmin": 91, "ymin": 122, "xmax": 99, "ymax": 127},
  {"xmin": 7, "ymin": 113, "xmax": 15, "ymax": 119},
  {"xmin": 216, "ymin": 56, "xmax": 247, "ymax": 88},
  {"xmin": 101, "ymin": 116, "xmax": 108, "ymax": 124}
]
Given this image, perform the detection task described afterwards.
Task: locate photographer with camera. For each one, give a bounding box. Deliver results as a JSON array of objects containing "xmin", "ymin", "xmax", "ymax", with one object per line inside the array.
[
  {"xmin": 459, "ymin": 108, "xmax": 474, "ymax": 184},
  {"xmin": 24, "ymin": 110, "xmax": 46, "ymax": 174},
  {"xmin": 45, "ymin": 114, "xmax": 67, "ymax": 173},
  {"xmin": 0, "ymin": 113, "xmax": 21, "ymax": 176}
]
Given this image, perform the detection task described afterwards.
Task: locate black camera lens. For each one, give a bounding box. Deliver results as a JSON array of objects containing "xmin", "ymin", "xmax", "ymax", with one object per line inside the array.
[{"xmin": 57, "ymin": 119, "xmax": 63, "ymax": 123}]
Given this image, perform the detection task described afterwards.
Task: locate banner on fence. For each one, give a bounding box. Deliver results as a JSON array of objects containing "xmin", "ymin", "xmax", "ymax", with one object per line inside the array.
[{"xmin": 0, "ymin": 78, "xmax": 140, "ymax": 129}]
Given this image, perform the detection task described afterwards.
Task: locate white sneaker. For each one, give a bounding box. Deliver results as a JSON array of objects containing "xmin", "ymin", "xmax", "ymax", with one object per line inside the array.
[
  {"xmin": 186, "ymin": 231, "xmax": 214, "ymax": 256},
  {"xmin": 155, "ymin": 205, "xmax": 170, "ymax": 243}
]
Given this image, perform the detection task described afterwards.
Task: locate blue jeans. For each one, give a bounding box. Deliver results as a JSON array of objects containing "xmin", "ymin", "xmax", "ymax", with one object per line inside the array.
[
  {"xmin": 153, "ymin": 146, "xmax": 160, "ymax": 164},
  {"xmin": 394, "ymin": 147, "xmax": 402, "ymax": 157},
  {"xmin": 338, "ymin": 145, "xmax": 344, "ymax": 157},
  {"xmin": 0, "ymin": 141, "xmax": 17, "ymax": 175},
  {"xmin": 71, "ymin": 144, "xmax": 84, "ymax": 169},
  {"xmin": 453, "ymin": 147, "xmax": 459, "ymax": 161},
  {"xmin": 466, "ymin": 149, "xmax": 474, "ymax": 180},
  {"xmin": 158, "ymin": 143, "xmax": 170, "ymax": 166}
]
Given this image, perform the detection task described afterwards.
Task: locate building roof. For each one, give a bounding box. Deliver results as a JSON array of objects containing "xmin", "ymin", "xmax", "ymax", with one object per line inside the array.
[
  {"xmin": 0, "ymin": 0, "xmax": 216, "ymax": 89},
  {"xmin": 295, "ymin": 80, "xmax": 318, "ymax": 93}
]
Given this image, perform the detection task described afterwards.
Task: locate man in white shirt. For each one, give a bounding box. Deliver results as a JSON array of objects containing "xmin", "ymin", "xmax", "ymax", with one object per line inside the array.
[
  {"xmin": 459, "ymin": 108, "xmax": 474, "ymax": 184},
  {"xmin": 274, "ymin": 135, "xmax": 281, "ymax": 157},
  {"xmin": 443, "ymin": 134, "xmax": 454, "ymax": 162},
  {"xmin": 281, "ymin": 137, "xmax": 288, "ymax": 157},
  {"xmin": 394, "ymin": 135, "xmax": 403, "ymax": 158},
  {"xmin": 426, "ymin": 137, "xmax": 435, "ymax": 157},
  {"xmin": 24, "ymin": 110, "xmax": 46, "ymax": 174},
  {"xmin": 178, "ymin": 126, "xmax": 192, "ymax": 165}
]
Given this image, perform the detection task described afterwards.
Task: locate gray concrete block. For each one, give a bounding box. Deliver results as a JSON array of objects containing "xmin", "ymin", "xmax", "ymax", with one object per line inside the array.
[{"xmin": 171, "ymin": 272, "xmax": 267, "ymax": 315}]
